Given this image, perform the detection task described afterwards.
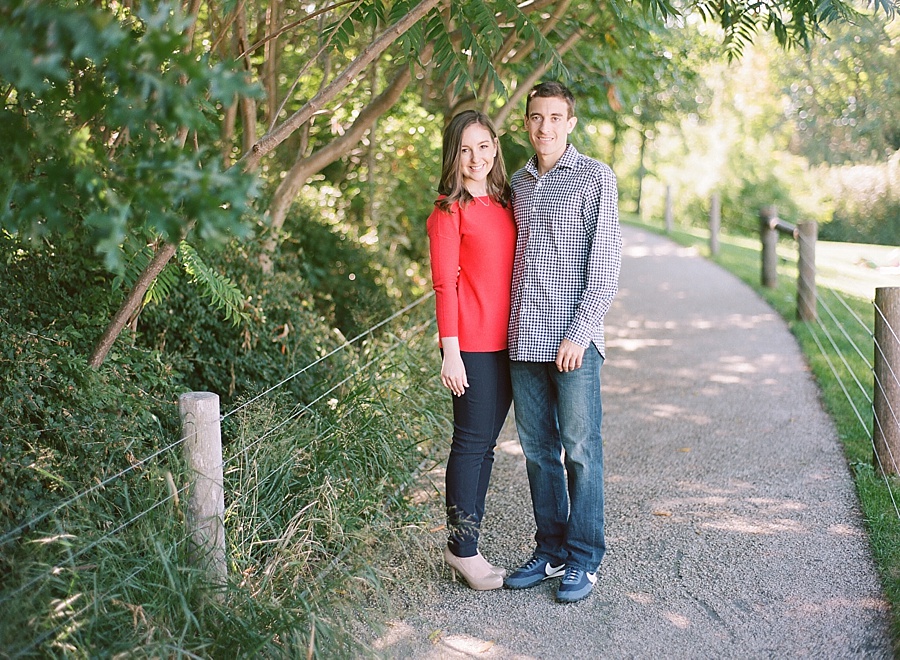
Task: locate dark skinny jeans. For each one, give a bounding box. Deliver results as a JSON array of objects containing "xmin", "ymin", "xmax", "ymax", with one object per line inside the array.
[{"xmin": 445, "ymin": 349, "xmax": 512, "ymax": 558}]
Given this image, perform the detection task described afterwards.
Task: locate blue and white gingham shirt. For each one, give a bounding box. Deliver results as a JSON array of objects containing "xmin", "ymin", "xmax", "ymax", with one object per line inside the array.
[{"xmin": 508, "ymin": 143, "xmax": 622, "ymax": 362}]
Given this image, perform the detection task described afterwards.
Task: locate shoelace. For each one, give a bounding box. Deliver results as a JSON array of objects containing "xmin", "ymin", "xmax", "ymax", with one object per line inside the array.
[{"xmin": 562, "ymin": 567, "xmax": 582, "ymax": 583}]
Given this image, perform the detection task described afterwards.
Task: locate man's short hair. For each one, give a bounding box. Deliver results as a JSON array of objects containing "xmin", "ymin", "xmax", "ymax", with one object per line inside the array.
[{"xmin": 526, "ymin": 81, "xmax": 576, "ymax": 118}]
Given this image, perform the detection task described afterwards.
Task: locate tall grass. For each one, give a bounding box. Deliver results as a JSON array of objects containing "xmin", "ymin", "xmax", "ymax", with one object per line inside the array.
[
  {"xmin": 627, "ymin": 215, "xmax": 900, "ymax": 648},
  {"xmin": 0, "ymin": 306, "xmax": 449, "ymax": 658}
]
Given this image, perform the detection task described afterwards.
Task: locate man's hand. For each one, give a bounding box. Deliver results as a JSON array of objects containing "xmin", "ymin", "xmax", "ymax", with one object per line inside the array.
[{"xmin": 556, "ymin": 338, "xmax": 586, "ymax": 373}]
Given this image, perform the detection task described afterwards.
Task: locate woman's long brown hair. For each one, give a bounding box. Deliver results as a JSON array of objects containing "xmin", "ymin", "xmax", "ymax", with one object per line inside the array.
[{"xmin": 436, "ymin": 110, "xmax": 511, "ymax": 212}]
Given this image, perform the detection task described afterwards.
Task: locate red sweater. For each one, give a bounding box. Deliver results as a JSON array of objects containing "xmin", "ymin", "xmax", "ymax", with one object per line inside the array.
[{"xmin": 427, "ymin": 197, "xmax": 516, "ymax": 352}]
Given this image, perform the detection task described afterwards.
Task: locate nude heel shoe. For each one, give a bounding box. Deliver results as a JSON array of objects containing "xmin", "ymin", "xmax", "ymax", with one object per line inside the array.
[
  {"xmin": 478, "ymin": 552, "xmax": 506, "ymax": 578},
  {"xmin": 443, "ymin": 547, "xmax": 503, "ymax": 590}
]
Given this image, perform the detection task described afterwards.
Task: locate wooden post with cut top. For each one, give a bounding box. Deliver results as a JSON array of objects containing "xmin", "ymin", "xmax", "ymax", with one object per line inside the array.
[
  {"xmin": 759, "ymin": 206, "xmax": 779, "ymax": 288},
  {"xmin": 759, "ymin": 206, "xmax": 797, "ymax": 289},
  {"xmin": 179, "ymin": 391, "xmax": 227, "ymax": 589},
  {"xmin": 664, "ymin": 185, "xmax": 673, "ymax": 234},
  {"xmin": 796, "ymin": 221, "xmax": 817, "ymax": 321},
  {"xmin": 874, "ymin": 287, "xmax": 900, "ymax": 477},
  {"xmin": 709, "ymin": 192, "xmax": 720, "ymax": 257}
]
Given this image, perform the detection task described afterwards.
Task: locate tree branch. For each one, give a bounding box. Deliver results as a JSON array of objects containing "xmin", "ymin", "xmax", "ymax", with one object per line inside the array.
[
  {"xmin": 88, "ymin": 240, "xmax": 181, "ymax": 369},
  {"xmin": 504, "ymin": 0, "xmax": 572, "ymax": 65},
  {"xmin": 495, "ymin": 18, "xmax": 591, "ymax": 128},
  {"xmin": 237, "ymin": 0, "xmax": 445, "ymax": 172},
  {"xmin": 265, "ymin": 47, "xmax": 432, "ymax": 240},
  {"xmin": 237, "ymin": 0, "xmax": 361, "ymax": 60}
]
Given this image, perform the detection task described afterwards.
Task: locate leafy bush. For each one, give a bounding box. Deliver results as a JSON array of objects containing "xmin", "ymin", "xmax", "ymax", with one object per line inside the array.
[
  {"xmin": 817, "ymin": 155, "xmax": 900, "ymax": 246},
  {"xmin": 0, "ymin": 228, "xmax": 447, "ymax": 655},
  {"xmin": 0, "ymin": 0, "xmax": 259, "ymax": 271},
  {"xmin": 0, "ymin": 232, "xmax": 179, "ymax": 527},
  {"xmin": 135, "ymin": 240, "xmax": 339, "ymax": 409},
  {"xmin": 281, "ymin": 215, "xmax": 398, "ymax": 342},
  {"xmin": 135, "ymin": 202, "xmax": 415, "ymax": 412}
]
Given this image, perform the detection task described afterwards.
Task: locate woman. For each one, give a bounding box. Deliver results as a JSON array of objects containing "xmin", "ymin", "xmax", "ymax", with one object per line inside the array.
[{"xmin": 427, "ymin": 110, "xmax": 516, "ymax": 591}]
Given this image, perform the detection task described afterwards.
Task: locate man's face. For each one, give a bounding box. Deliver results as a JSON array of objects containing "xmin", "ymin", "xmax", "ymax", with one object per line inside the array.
[{"xmin": 525, "ymin": 95, "xmax": 577, "ymax": 164}]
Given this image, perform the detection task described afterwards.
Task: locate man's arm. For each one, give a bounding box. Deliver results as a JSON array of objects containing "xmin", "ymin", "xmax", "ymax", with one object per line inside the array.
[{"xmin": 564, "ymin": 163, "xmax": 622, "ymax": 351}]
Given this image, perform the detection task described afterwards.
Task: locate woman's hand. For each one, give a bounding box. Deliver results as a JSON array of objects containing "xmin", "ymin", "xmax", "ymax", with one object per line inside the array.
[{"xmin": 440, "ymin": 338, "xmax": 468, "ymax": 397}]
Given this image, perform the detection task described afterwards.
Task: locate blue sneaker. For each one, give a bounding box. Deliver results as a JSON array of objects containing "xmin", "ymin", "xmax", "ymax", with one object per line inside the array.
[
  {"xmin": 504, "ymin": 555, "xmax": 565, "ymax": 589},
  {"xmin": 556, "ymin": 566, "xmax": 597, "ymax": 603}
]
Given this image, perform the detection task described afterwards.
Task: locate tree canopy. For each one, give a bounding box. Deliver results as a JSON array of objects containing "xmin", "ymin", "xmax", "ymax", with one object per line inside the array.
[{"xmin": 2, "ymin": 0, "xmax": 897, "ymax": 365}]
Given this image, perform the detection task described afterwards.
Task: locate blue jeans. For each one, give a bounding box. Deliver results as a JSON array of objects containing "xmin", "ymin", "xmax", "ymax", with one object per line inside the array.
[
  {"xmin": 445, "ymin": 350, "xmax": 512, "ymax": 557},
  {"xmin": 510, "ymin": 348, "xmax": 606, "ymax": 572}
]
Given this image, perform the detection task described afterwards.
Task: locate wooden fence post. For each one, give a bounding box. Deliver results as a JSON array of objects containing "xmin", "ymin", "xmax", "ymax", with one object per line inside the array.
[
  {"xmin": 664, "ymin": 185, "xmax": 673, "ymax": 233},
  {"xmin": 796, "ymin": 221, "xmax": 818, "ymax": 321},
  {"xmin": 709, "ymin": 192, "xmax": 720, "ymax": 257},
  {"xmin": 874, "ymin": 287, "xmax": 900, "ymax": 477},
  {"xmin": 759, "ymin": 206, "xmax": 779, "ymax": 288},
  {"xmin": 179, "ymin": 391, "xmax": 227, "ymax": 587}
]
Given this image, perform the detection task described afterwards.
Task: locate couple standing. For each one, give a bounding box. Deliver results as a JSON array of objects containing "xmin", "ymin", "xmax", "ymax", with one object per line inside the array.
[{"xmin": 427, "ymin": 81, "xmax": 622, "ymax": 604}]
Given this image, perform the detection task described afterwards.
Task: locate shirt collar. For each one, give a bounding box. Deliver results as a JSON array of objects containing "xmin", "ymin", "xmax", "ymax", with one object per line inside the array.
[{"xmin": 526, "ymin": 143, "xmax": 580, "ymax": 178}]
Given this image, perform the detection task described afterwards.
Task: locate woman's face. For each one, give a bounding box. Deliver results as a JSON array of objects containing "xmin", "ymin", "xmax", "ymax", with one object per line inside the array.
[{"xmin": 458, "ymin": 123, "xmax": 497, "ymax": 190}]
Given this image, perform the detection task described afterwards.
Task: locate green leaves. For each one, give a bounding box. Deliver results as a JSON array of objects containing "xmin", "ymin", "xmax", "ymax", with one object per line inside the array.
[
  {"xmin": 178, "ymin": 243, "xmax": 249, "ymax": 326},
  {"xmin": 323, "ymin": 0, "xmax": 387, "ymax": 49},
  {"xmin": 112, "ymin": 237, "xmax": 250, "ymax": 326},
  {"xmin": 417, "ymin": 0, "xmax": 562, "ymax": 101},
  {"xmin": 0, "ymin": 0, "xmax": 261, "ymax": 273},
  {"xmin": 691, "ymin": 0, "xmax": 896, "ymax": 59}
]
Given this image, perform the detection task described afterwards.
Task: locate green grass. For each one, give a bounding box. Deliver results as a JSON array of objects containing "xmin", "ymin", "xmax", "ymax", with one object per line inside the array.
[
  {"xmin": 0, "ymin": 304, "xmax": 449, "ymax": 658},
  {"xmin": 627, "ymin": 214, "xmax": 900, "ymax": 650}
]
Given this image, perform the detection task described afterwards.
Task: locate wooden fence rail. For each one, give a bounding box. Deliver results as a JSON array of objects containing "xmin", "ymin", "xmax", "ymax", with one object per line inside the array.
[{"xmin": 758, "ymin": 206, "xmax": 818, "ymax": 322}]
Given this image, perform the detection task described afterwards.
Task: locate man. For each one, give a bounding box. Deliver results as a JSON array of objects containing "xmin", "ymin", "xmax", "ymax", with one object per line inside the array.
[{"xmin": 504, "ymin": 81, "xmax": 621, "ymax": 603}]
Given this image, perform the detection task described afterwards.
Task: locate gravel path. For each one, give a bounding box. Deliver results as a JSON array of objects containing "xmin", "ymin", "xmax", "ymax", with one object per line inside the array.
[{"xmin": 372, "ymin": 225, "xmax": 893, "ymax": 659}]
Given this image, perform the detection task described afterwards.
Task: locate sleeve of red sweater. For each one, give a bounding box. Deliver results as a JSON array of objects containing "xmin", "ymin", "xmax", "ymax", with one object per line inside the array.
[{"xmin": 426, "ymin": 203, "xmax": 460, "ymax": 340}]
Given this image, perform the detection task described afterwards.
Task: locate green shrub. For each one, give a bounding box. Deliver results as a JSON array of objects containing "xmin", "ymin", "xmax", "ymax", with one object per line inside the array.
[
  {"xmin": 0, "ymin": 232, "xmax": 179, "ymax": 528},
  {"xmin": 136, "ymin": 241, "xmax": 340, "ymax": 409},
  {"xmin": 281, "ymin": 214, "xmax": 398, "ymax": 342},
  {"xmin": 818, "ymin": 156, "xmax": 900, "ymax": 246},
  {"xmin": 0, "ymin": 201, "xmax": 446, "ymax": 656}
]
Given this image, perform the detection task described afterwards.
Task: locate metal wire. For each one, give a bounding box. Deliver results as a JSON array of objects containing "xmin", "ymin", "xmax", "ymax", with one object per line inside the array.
[
  {"xmin": 222, "ymin": 292, "xmax": 433, "ymax": 421},
  {"xmin": 0, "ymin": 479, "xmax": 192, "ymax": 611},
  {"xmin": 794, "ymin": 260, "xmax": 900, "ymax": 519},
  {"xmin": 0, "ymin": 433, "xmax": 191, "ymax": 549},
  {"xmin": 224, "ymin": 319, "xmax": 434, "ymax": 510},
  {"xmin": 1, "ymin": 299, "xmax": 437, "ymax": 653},
  {"xmin": 1, "ymin": 293, "xmax": 434, "ymax": 550}
]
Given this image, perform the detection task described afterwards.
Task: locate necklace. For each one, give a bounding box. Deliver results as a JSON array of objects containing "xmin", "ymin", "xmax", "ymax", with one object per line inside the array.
[{"xmin": 472, "ymin": 194, "xmax": 490, "ymax": 207}]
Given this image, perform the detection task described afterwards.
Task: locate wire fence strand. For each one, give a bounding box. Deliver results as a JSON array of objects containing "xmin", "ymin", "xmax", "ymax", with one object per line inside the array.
[
  {"xmin": 1, "ymin": 293, "xmax": 434, "ymax": 551},
  {"xmin": 794, "ymin": 262, "xmax": 900, "ymax": 520},
  {"xmin": 1, "ymin": 294, "xmax": 438, "ymax": 654},
  {"xmin": 222, "ymin": 292, "xmax": 433, "ymax": 421}
]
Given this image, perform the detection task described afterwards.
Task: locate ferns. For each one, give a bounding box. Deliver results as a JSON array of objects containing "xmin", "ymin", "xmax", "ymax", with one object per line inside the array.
[
  {"xmin": 114, "ymin": 237, "xmax": 249, "ymax": 327},
  {"xmin": 178, "ymin": 243, "xmax": 249, "ymax": 326}
]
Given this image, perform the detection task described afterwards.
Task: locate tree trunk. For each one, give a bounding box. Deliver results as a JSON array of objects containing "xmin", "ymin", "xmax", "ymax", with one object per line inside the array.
[
  {"xmin": 235, "ymin": 4, "xmax": 257, "ymax": 154},
  {"xmin": 222, "ymin": 99, "xmax": 237, "ymax": 167},
  {"xmin": 88, "ymin": 241, "xmax": 180, "ymax": 369},
  {"xmin": 635, "ymin": 128, "xmax": 647, "ymax": 216},
  {"xmin": 366, "ymin": 47, "xmax": 379, "ymax": 228},
  {"xmin": 263, "ymin": 0, "xmax": 281, "ymax": 125}
]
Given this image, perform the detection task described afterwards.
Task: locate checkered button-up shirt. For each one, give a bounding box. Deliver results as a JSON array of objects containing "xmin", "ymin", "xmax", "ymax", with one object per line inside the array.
[{"xmin": 508, "ymin": 144, "xmax": 622, "ymax": 362}]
